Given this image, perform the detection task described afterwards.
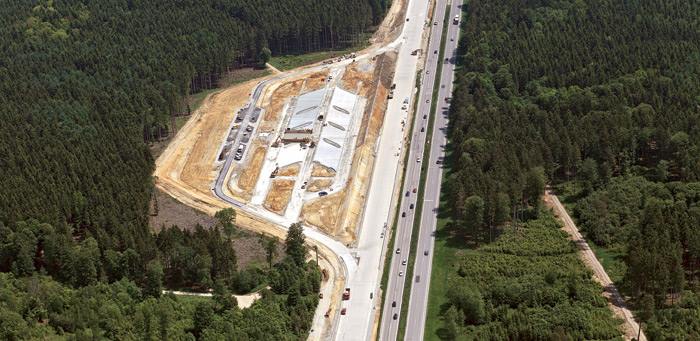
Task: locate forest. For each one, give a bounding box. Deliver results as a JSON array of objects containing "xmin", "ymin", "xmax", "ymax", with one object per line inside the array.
[
  {"xmin": 440, "ymin": 0, "xmax": 700, "ymax": 339},
  {"xmin": 0, "ymin": 221, "xmax": 321, "ymax": 339},
  {"xmin": 0, "ymin": 0, "xmax": 387, "ymax": 338}
]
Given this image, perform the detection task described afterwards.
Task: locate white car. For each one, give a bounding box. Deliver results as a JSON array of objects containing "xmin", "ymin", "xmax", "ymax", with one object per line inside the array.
[
  {"xmin": 399, "ymin": 271, "xmax": 404, "ymax": 277},
  {"xmin": 416, "ymin": 157, "xmax": 421, "ymax": 163},
  {"xmin": 402, "ymin": 259, "xmax": 407, "ymax": 265}
]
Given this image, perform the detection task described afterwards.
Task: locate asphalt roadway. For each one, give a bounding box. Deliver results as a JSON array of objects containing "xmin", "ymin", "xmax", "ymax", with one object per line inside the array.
[
  {"xmin": 378, "ymin": 0, "xmax": 456, "ymax": 339},
  {"xmin": 403, "ymin": 0, "xmax": 462, "ymax": 339}
]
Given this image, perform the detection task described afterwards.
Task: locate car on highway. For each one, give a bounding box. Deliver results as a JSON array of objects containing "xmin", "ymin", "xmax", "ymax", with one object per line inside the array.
[
  {"xmin": 403, "ymin": 97, "xmax": 409, "ymax": 104},
  {"xmin": 402, "ymin": 259, "xmax": 407, "ymax": 265},
  {"xmin": 451, "ymin": 37, "xmax": 454, "ymax": 41},
  {"xmin": 318, "ymin": 191, "xmax": 328, "ymax": 197},
  {"xmin": 410, "ymin": 203, "xmax": 415, "ymax": 209},
  {"xmin": 416, "ymin": 157, "xmax": 421, "ymax": 162},
  {"xmin": 420, "ymin": 127, "xmax": 425, "ymax": 132},
  {"xmin": 434, "ymin": 49, "xmax": 437, "ymax": 54},
  {"xmin": 402, "ymin": 211, "xmax": 406, "ymax": 217},
  {"xmin": 423, "ymin": 114, "xmax": 427, "ymax": 119},
  {"xmin": 245, "ymin": 125, "xmax": 253, "ymax": 132},
  {"xmin": 399, "ymin": 271, "xmax": 403, "ymax": 277},
  {"xmin": 393, "ymin": 313, "xmax": 398, "ymax": 320},
  {"xmin": 396, "ymin": 248, "xmax": 401, "ymax": 254},
  {"xmin": 392, "ymin": 301, "xmax": 396, "ymax": 307},
  {"xmin": 424, "ymin": 250, "xmax": 429, "ymax": 256},
  {"xmin": 405, "ymin": 191, "xmax": 410, "ymax": 197},
  {"xmin": 425, "ymin": 99, "xmax": 430, "ymax": 103},
  {"xmin": 341, "ymin": 308, "xmax": 347, "ymax": 315},
  {"xmin": 433, "ymin": 21, "xmax": 437, "ymax": 25},
  {"xmin": 412, "ymin": 187, "xmax": 417, "ymax": 193}
]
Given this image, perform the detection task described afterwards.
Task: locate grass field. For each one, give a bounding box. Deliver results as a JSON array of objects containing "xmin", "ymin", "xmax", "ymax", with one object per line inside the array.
[{"xmin": 269, "ymin": 44, "xmax": 367, "ymax": 71}]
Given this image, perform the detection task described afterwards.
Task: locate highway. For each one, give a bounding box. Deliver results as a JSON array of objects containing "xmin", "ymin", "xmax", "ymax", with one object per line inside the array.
[
  {"xmin": 404, "ymin": 0, "xmax": 462, "ymax": 338},
  {"xmin": 378, "ymin": 0, "xmax": 455, "ymax": 339}
]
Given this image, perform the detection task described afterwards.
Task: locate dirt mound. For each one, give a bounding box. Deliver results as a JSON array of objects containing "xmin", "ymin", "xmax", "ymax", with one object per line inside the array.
[{"xmin": 264, "ymin": 179, "xmax": 295, "ymax": 214}]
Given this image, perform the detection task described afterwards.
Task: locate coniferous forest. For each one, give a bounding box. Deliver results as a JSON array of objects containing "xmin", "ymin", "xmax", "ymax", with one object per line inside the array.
[
  {"xmin": 440, "ymin": 0, "xmax": 700, "ymax": 339},
  {"xmin": 0, "ymin": 0, "xmax": 388, "ymax": 339}
]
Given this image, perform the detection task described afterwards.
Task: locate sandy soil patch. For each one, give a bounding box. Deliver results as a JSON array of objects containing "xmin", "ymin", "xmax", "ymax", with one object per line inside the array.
[
  {"xmin": 236, "ymin": 145, "xmax": 266, "ymax": 196},
  {"xmin": 307, "ymin": 179, "xmax": 334, "ymax": 192},
  {"xmin": 300, "ymin": 190, "xmax": 346, "ymax": 236},
  {"xmin": 260, "ymin": 79, "xmax": 305, "ymax": 133},
  {"xmin": 342, "ymin": 62, "xmax": 375, "ymax": 97},
  {"xmin": 277, "ymin": 162, "xmax": 301, "ymax": 177},
  {"xmin": 303, "ymin": 70, "xmax": 330, "ymax": 92},
  {"xmin": 311, "ymin": 162, "xmax": 337, "ymax": 177},
  {"xmin": 263, "ymin": 179, "xmax": 295, "ymax": 215}
]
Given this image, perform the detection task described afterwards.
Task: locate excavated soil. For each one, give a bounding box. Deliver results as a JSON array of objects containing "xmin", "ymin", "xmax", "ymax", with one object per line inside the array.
[
  {"xmin": 300, "ymin": 190, "xmax": 346, "ymax": 236},
  {"xmin": 303, "ymin": 70, "xmax": 330, "ymax": 92},
  {"xmin": 237, "ymin": 145, "xmax": 266, "ymax": 194},
  {"xmin": 342, "ymin": 62, "xmax": 375, "ymax": 97},
  {"xmin": 263, "ymin": 79, "xmax": 304, "ymax": 123},
  {"xmin": 277, "ymin": 162, "xmax": 301, "ymax": 177},
  {"xmin": 311, "ymin": 162, "xmax": 337, "ymax": 177},
  {"xmin": 263, "ymin": 179, "xmax": 295, "ymax": 214},
  {"xmin": 307, "ymin": 179, "xmax": 334, "ymax": 192}
]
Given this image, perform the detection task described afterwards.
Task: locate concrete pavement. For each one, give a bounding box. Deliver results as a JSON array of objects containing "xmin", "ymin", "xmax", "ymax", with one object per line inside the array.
[
  {"xmin": 403, "ymin": 0, "xmax": 462, "ymax": 339},
  {"xmin": 379, "ymin": 0, "xmax": 452, "ymax": 339}
]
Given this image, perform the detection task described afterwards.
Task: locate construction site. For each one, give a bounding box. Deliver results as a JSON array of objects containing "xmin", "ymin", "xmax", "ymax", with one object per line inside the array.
[{"xmin": 152, "ymin": 0, "xmax": 407, "ymax": 338}]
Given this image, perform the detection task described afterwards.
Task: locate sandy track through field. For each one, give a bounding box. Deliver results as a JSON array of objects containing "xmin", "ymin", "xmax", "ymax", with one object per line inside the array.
[{"xmin": 546, "ymin": 191, "xmax": 646, "ymax": 341}]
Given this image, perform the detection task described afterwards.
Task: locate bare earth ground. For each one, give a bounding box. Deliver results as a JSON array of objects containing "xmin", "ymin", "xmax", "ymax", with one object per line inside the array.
[
  {"xmin": 307, "ymin": 179, "xmax": 334, "ymax": 192},
  {"xmin": 260, "ymin": 78, "xmax": 304, "ymax": 132},
  {"xmin": 277, "ymin": 162, "xmax": 301, "ymax": 176},
  {"xmin": 263, "ymin": 179, "xmax": 295, "ymax": 214},
  {"xmin": 233, "ymin": 143, "xmax": 266, "ymax": 201},
  {"xmin": 300, "ymin": 189, "xmax": 347, "ymax": 236},
  {"xmin": 545, "ymin": 191, "xmax": 646, "ymax": 341},
  {"xmin": 302, "ymin": 70, "xmax": 330, "ymax": 92},
  {"xmin": 311, "ymin": 162, "xmax": 337, "ymax": 177}
]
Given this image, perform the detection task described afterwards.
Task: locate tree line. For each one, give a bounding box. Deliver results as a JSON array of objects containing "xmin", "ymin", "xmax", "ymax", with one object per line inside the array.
[
  {"xmin": 441, "ymin": 0, "xmax": 700, "ymax": 338},
  {"xmin": 0, "ymin": 220, "xmax": 320, "ymax": 340}
]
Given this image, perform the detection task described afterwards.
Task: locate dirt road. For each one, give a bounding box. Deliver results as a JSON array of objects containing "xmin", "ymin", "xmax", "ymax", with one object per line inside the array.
[{"xmin": 546, "ymin": 190, "xmax": 646, "ymax": 341}]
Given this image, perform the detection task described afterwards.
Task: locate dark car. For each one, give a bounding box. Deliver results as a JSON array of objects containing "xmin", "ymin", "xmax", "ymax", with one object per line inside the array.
[
  {"xmin": 424, "ymin": 250, "xmax": 429, "ymax": 256},
  {"xmin": 410, "ymin": 203, "xmax": 415, "ymax": 209},
  {"xmin": 392, "ymin": 301, "xmax": 396, "ymax": 307},
  {"xmin": 402, "ymin": 212, "xmax": 406, "ymax": 217},
  {"xmin": 318, "ymin": 191, "xmax": 328, "ymax": 197},
  {"xmin": 393, "ymin": 313, "xmax": 398, "ymax": 320}
]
